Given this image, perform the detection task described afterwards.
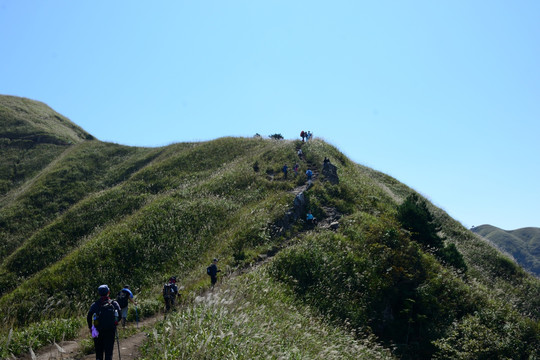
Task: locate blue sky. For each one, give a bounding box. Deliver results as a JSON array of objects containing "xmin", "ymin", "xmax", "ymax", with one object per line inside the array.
[{"xmin": 1, "ymin": 1, "xmax": 539, "ymax": 230}]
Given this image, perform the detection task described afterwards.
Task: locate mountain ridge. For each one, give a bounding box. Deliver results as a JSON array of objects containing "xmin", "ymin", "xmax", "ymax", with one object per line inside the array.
[
  {"xmin": 1, "ymin": 95, "xmax": 539, "ymax": 359},
  {"xmin": 472, "ymin": 224, "xmax": 540, "ymax": 277}
]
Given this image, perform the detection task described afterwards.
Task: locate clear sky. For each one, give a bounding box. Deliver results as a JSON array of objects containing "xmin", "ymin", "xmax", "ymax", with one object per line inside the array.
[{"xmin": 1, "ymin": 1, "xmax": 539, "ymax": 230}]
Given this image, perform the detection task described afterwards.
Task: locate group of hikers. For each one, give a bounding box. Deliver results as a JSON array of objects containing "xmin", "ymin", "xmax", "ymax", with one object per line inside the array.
[
  {"xmin": 87, "ymin": 259, "xmax": 221, "ymax": 360},
  {"xmin": 300, "ymin": 130, "xmax": 313, "ymax": 142},
  {"xmin": 87, "ymin": 136, "xmax": 328, "ymax": 359}
]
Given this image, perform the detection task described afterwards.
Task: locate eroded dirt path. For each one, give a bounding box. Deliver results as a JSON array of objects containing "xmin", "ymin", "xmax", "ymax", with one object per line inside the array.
[{"xmin": 20, "ymin": 315, "xmax": 159, "ymax": 360}]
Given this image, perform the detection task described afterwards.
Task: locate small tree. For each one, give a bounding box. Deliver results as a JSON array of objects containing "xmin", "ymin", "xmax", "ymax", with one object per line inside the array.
[
  {"xmin": 269, "ymin": 133, "xmax": 283, "ymax": 140},
  {"xmin": 397, "ymin": 194, "xmax": 443, "ymax": 249},
  {"xmin": 397, "ymin": 194, "xmax": 467, "ymax": 272}
]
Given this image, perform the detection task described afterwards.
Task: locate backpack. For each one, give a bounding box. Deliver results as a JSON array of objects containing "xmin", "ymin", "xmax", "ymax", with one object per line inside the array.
[
  {"xmin": 163, "ymin": 283, "xmax": 173, "ymax": 298},
  {"xmin": 116, "ymin": 289, "xmax": 129, "ymax": 308},
  {"xmin": 206, "ymin": 266, "xmax": 212, "ymax": 276},
  {"xmin": 94, "ymin": 299, "xmax": 117, "ymax": 331}
]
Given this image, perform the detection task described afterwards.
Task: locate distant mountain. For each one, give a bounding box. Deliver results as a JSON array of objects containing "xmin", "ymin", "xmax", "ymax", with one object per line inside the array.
[{"xmin": 471, "ymin": 225, "xmax": 540, "ymax": 277}]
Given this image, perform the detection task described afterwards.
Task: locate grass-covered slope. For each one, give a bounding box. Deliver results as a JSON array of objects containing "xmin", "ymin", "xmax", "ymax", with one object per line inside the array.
[
  {"xmin": 472, "ymin": 224, "xmax": 540, "ymax": 277},
  {"xmin": 0, "ymin": 95, "xmax": 92, "ymax": 196},
  {"xmin": 0, "ymin": 97, "xmax": 539, "ymax": 359}
]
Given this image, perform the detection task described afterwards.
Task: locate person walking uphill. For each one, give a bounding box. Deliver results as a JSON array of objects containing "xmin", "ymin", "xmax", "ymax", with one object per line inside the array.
[
  {"xmin": 87, "ymin": 285, "xmax": 122, "ymax": 360},
  {"xmin": 116, "ymin": 285, "xmax": 136, "ymax": 327},
  {"xmin": 163, "ymin": 276, "xmax": 178, "ymax": 312},
  {"xmin": 207, "ymin": 258, "xmax": 221, "ymax": 288}
]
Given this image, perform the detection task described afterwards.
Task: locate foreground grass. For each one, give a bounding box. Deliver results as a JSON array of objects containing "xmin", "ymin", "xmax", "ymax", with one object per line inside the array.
[
  {"xmin": 0, "ymin": 317, "xmax": 83, "ymax": 358},
  {"xmin": 141, "ymin": 267, "xmax": 393, "ymax": 360}
]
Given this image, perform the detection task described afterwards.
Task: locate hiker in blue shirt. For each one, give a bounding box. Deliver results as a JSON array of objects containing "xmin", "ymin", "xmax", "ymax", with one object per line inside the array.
[
  {"xmin": 306, "ymin": 210, "xmax": 317, "ymax": 225},
  {"xmin": 116, "ymin": 285, "xmax": 136, "ymax": 328},
  {"xmin": 306, "ymin": 169, "xmax": 313, "ymax": 181},
  {"xmin": 87, "ymin": 285, "xmax": 121, "ymax": 360}
]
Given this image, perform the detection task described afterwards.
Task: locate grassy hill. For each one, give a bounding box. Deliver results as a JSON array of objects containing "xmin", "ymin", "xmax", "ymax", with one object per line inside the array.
[
  {"xmin": 472, "ymin": 224, "xmax": 540, "ymax": 277},
  {"xmin": 1, "ymin": 95, "xmax": 539, "ymax": 359}
]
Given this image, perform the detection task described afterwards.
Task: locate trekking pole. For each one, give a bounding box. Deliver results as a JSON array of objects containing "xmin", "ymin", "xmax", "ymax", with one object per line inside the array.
[
  {"xmin": 135, "ymin": 306, "xmax": 139, "ymax": 328},
  {"xmin": 115, "ymin": 327, "xmax": 122, "ymax": 360}
]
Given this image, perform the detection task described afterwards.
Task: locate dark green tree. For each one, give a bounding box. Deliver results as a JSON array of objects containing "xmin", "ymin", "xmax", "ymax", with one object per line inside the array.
[
  {"xmin": 397, "ymin": 193, "xmax": 443, "ymax": 249},
  {"xmin": 397, "ymin": 194, "xmax": 467, "ymax": 272}
]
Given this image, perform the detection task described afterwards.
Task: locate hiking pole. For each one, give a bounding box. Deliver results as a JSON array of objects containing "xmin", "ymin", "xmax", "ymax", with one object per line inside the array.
[
  {"xmin": 115, "ymin": 327, "xmax": 122, "ymax": 360},
  {"xmin": 135, "ymin": 306, "xmax": 139, "ymax": 328}
]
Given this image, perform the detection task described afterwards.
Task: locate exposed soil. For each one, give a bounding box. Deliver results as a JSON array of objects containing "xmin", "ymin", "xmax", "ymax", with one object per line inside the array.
[{"xmin": 18, "ymin": 316, "xmax": 159, "ymax": 360}]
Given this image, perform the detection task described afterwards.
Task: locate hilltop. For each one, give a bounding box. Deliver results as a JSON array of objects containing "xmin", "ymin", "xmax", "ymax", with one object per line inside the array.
[
  {"xmin": 472, "ymin": 224, "xmax": 540, "ymax": 277},
  {"xmin": 1, "ymin": 95, "xmax": 539, "ymax": 359}
]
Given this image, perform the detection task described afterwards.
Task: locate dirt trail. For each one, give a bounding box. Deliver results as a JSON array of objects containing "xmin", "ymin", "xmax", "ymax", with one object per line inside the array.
[{"xmin": 20, "ymin": 316, "xmax": 159, "ymax": 360}]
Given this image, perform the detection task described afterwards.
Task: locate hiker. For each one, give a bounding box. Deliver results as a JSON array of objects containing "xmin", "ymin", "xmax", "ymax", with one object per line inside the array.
[
  {"xmin": 306, "ymin": 211, "xmax": 317, "ymax": 225},
  {"xmin": 306, "ymin": 169, "xmax": 313, "ymax": 181},
  {"xmin": 163, "ymin": 276, "xmax": 178, "ymax": 312},
  {"xmin": 323, "ymin": 157, "xmax": 330, "ymax": 165},
  {"xmin": 87, "ymin": 285, "xmax": 121, "ymax": 360},
  {"xmin": 307, "ymin": 131, "xmax": 312, "ymax": 141},
  {"xmin": 293, "ymin": 163, "xmax": 299, "ymax": 177},
  {"xmin": 300, "ymin": 130, "xmax": 305, "ymax": 142},
  {"xmin": 283, "ymin": 164, "xmax": 288, "ymax": 179},
  {"xmin": 207, "ymin": 258, "xmax": 221, "ymax": 288},
  {"xmin": 297, "ymin": 148, "xmax": 303, "ymax": 159},
  {"xmin": 116, "ymin": 285, "xmax": 136, "ymax": 327}
]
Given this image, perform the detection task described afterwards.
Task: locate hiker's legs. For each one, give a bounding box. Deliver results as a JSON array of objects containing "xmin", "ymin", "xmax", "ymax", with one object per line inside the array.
[
  {"xmin": 121, "ymin": 306, "xmax": 128, "ymax": 327},
  {"xmin": 94, "ymin": 336, "xmax": 104, "ymax": 360},
  {"xmin": 211, "ymin": 276, "xmax": 217, "ymax": 288},
  {"xmin": 164, "ymin": 297, "xmax": 171, "ymax": 312},
  {"xmin": 102, "ymin": 330, "xmax": 116, "ymax": 360}
]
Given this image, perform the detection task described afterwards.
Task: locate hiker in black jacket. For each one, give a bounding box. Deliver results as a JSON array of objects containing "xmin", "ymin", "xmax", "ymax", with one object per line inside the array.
[
  {"xmin": 207, "ymin": 258, "xmax": 221, "ymax": 288},
  {"xmin": 163, "ymin": 276, "xmax": 178, "ymax": 312},
  {"xmin": 87, "ymin": 284, "xmax": 121, "ymax": 360}
]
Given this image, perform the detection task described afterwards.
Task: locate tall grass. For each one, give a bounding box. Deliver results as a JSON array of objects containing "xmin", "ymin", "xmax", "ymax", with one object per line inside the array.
[
  {"xmin": 0, "ymin": 317, "xmax": 83, "ymax": 358},
  {"xmin": 140, "ymin": 267, "xmax": 393, "ymax": 360}
]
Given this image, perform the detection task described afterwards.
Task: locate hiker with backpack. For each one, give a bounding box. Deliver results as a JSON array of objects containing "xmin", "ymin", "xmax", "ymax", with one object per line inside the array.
[
  {"xmin": 207, "ymin": 258, "xmax": 221, "ymax": 288},
  {"xmin": 116, "ymin": 285, "xmax": 137, "ymax": 328},
  {"xmin": 163, "ymin": 276, "xmax": 178, "ymax": 312},
  {"xmin": 87, "ymin": 284, "xmax": 122, "ymax": 360},
  {"xmin": 283, "ymin": 164, "xmax": 288, "ymax": 179},
  {"xmin": 306, "ymin": 169, "xmax": 313, "ymax": 181}
]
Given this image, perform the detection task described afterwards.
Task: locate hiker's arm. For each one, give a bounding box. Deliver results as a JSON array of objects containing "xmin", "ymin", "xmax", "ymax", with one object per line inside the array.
[
  {"xmin": 86, "ymin": 304, "xmax": 95, "ymax": 330},
  {"xmin": 129, "ymin": 297, "xmax": 137, "ymax": 305}
]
